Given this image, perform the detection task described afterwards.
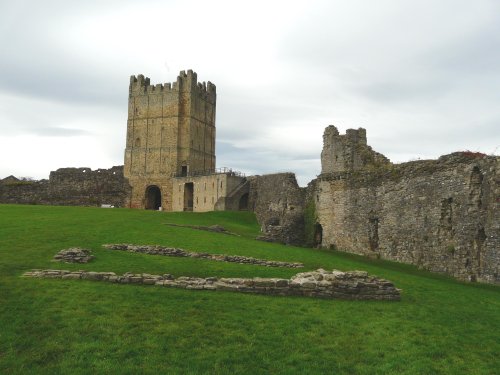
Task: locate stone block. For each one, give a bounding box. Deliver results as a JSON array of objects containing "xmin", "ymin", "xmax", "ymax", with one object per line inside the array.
[
  {"xmin": 275, "ymin": 279, "xmax": 289, "ymax": 287},
  {"xmin": 82, "ymin": 272, "xmax": 103, "ymax": 281},
  {"xmin": 300, "ymin": 281, "xmax": 317, "ymax": 289},
  {"xmin": 62, "ymin": 273, "xmax": 82, "ymax": 280},
  {"xmin": 252, "ymin": 278, "xmax": 276, "ymax": 287}
]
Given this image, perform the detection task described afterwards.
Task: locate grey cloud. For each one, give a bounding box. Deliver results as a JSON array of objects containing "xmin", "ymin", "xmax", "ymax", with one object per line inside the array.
[
  {"xmin": 371, "ymin": 119, "xmax": 500, "ymax": 163},
  {"xmin": 217, "ymin": 141, "xmax": 320, "ymax": 186},
  {"xmin": 0, "ymin": 50, "xmax": 127, "ymax": 108},
  {"xmin": 276, "ymin": 1, "xmax": 500, "ymax": 108},
  {"xmin": 0, "ymin": 90, "xmax": 120, "ymax": 139},
  {"xmin": 426, "ymin": 19, "xmax": 500, "ymax": 76},
  {"xmin": 0, "ymin": 0, "xmax": 498, "ymax": 184},
  {"xmin": 0, "ymin": 1, "xmax": 129, "ymax": 108},
  {"xmin": 355, "ymin": 79, "xmax": 450, "ymax": 104},
  {"xmin": 31, "ymin": 127, "xmax": 92, "ymax": 137}
]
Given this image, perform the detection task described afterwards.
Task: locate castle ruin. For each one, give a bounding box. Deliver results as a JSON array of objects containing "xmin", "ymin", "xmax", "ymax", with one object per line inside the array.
[
  {"xmin": 1, "ymin": 70, "xmax": 498, "ymax": 284},
  {"xmin": 311, "ymin": 126, "xmax": 499, "ymax": 283}
]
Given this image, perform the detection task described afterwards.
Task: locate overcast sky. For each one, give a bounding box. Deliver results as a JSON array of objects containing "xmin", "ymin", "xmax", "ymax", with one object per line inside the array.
[{"xmin": 1, "ymin": 0, "xmax": 499, "ymax": 185}]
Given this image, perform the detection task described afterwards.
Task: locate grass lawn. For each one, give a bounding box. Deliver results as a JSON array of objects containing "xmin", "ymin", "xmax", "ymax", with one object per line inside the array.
[{"xmin": 0, "ymin": 204, "xmax": 499, "ymax": 374}]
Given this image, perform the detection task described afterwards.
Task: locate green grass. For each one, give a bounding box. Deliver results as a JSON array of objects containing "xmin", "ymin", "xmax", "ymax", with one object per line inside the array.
[{"xmin": 0, "ymin": 204, "xmax": 499, "ymax": 374}]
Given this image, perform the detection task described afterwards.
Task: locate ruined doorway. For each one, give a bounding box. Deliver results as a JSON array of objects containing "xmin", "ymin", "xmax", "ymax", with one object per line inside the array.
[
  {"xmin": 184, "ymin": 182, "xmax": 194, "ymax": 211},
  {"xmin": 145, "ymin": 185, "xmax": 162, "ymax": 210},
  {"xmin": 368, "ymin": 216, "xmax": 379, "ymax": 251},
  {"xmin": 313, "ymin": 223, "xmax": 323, "ymax": 248},
  {"xmin": 239, "ymin": 193, "xmax": 249, "ymax": 210}
]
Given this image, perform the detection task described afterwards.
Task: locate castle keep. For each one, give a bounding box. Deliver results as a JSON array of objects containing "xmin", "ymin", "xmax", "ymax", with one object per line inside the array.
[
  {"xmin": 124, "ymin": 70, "xmax": 248, "ymax": 212},
  {"xmin": 125, "ymin": 70, "xmax": 217, "ymax": 210},
  {"xmin": 1, "ymin": 70, "xmax": 498, "ymax": 284}
]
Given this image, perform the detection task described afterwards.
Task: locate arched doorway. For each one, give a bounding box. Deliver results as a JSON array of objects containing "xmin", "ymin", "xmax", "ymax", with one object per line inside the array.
[
  {"xmin": 239, "ymin": 193, "xmax": 249, "ymax": 210},
  {"xmin": 313, "ymin": 223, "xmax": 323, "ymax": 248},
  {"xmin": 145, "ymin": 185, "xmax": 162, "ymax": 210}
]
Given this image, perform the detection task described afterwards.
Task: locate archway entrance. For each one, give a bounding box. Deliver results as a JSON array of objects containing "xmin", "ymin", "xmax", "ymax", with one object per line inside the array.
[
  {"xmin": 145, "ymin": 185, "xmax": 162, "ymax": 210},
  {"xmin": 239, "ymin": 193, "xmax": 249, "ymax": 210},
  {"xmin": 184, "ymin": 182, "xmax": 194, "ymax": 211},
  {"xmin": 313, "ymin": 223, "xmax": 323, "ymax": 248}
]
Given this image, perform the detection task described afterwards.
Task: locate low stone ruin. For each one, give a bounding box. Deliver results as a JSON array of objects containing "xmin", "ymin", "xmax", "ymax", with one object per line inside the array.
[
  {"xmin": 103, "ymin": 244, "xmax": 304, "ymax": 268},
  {"xmin": 52, "ymin": 248, "xmax": 94, "ymax": 263},
  {"xmin": 22, "ymin": 268, "xmax": 401, "ymax": 301}
]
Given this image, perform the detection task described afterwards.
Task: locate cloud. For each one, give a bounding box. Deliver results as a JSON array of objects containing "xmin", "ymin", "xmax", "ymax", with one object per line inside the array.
[
  {"xmin": 0, "ymin": 0, "xmax": 498, "ymax": 185},
  {"xmin": 30, "ymin": 127, "xmax": 91, "ymax": 137},
  {"xmin": 0, "ymin": 1, "xmax": 134, "ymax": 107}
]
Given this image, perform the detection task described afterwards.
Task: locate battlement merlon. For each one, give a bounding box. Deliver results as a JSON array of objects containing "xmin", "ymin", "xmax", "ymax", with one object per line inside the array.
[{"xmin": 129, "ymin": 70, "xmax": 216, "ymax": 102}]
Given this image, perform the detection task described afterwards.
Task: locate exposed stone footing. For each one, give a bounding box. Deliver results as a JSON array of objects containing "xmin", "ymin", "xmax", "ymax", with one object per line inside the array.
[
  {"xmin": 103, "ymin": 244, "xmax": 304, "ymax": 268},
  {"xmin": 22, "ymin": 268, "xmax": 401, "ymax": 301},
  {"xmin": 53, "ymin": 248, "xmax": 94, "ymax": 263}
]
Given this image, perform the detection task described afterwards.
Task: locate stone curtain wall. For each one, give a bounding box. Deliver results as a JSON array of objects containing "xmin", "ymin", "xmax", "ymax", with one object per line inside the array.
[
  {"xmin": 247, "ymin": 173, "xmax": 306, "ymax": 245},
  {"xmin": 49, "ymin": 166, "xmax": 131, "ymax": 207},
  {"xmin": 22, "ymin": 268, "xmax": 401, "ymax": 301},
  {"xmin": 0, "ymin": 179, "xmax": 51, "ymax": 205},
  {"xmin": 0, "ymin": 166, "xmax": 130, "ymax": 207},
  {"xmin": 315, "ymin": 126, "xmax": 499, "ymax": 284}
]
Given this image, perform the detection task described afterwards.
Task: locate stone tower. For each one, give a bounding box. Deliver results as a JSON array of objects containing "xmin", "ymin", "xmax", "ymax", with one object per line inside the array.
[
  {"xmin": 320, "ymin": 125, "xmax": 389, "ymax": 174},
  {"xmin": 124, "ymin": 70, "xmax": 216, "ymax": 209}
]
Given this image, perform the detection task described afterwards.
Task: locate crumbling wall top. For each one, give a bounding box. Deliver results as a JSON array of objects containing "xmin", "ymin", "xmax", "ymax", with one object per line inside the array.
[{"xmin": 321, "ymin": 125, "xmax": 389, "ymax": 174}]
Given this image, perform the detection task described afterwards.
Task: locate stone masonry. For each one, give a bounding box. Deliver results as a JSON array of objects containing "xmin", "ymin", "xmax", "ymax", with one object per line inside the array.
[
  {"xmin": 22, "ymin": 268, "xmax": 401, "ymax": 301},
  {"xmin": 53, "ymin": 248, "xmax": 94, "ymax": 263},
  {"xmin": 0, "ymin": 166, "xmax": 130, "ymax": 207},
  {"xmin": 248, "ymin": 173, "xmax": 306, "ymax": 246},
  {"xmin": 311, "ymin": 126, "xmax": 499, "ymax": 284},
  {"xmin": 103, "ymin": 244, "xmax": 304, "ymax": 268},
  {"xmin": 124, "ymin": 70, "xmax": 216, "ymax": 210},
  {"xmin": 1, "ymin": 71, "xmax": 498, "ymax": 284}
]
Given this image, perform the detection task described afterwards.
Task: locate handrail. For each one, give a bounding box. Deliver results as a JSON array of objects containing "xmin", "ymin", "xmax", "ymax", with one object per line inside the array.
[{"xmin": 172, "ymin": 167, "xmax": 245, "ymax": 178}]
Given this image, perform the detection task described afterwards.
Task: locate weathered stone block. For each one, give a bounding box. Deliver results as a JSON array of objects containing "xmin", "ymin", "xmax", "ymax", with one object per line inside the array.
[{"xmin": 62, "ymin": 273, "xmax": 82, "ymax": 280}]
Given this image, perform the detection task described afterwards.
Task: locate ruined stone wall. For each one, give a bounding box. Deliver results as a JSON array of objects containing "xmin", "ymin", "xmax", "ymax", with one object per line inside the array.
[
  {"xmin": 23, "ymin": 268, "xmax": 401, "ymax": 301},
  {"xmin": 321, "ymin": 125, "xmax": 389, "ymax": 174},
  {"xmin": 0, "ymin": 179, "xmax": 51, "ymax": 205},
  {"xmin": 248, "ymin": 173, "xmax": 306, "ymax": 245},
  {"xmin": 314, "ymin": 126, "xmax": 499, "ymax": 284},
  {"xmin": 0, "ymin": 166, "xmax": 130, "ymax": 207}
]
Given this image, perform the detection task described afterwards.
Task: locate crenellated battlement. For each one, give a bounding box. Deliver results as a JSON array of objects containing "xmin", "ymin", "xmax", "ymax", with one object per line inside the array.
[{"xmin": 129, "ymin": 70, "xmax": 216, "ymax": 102}]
